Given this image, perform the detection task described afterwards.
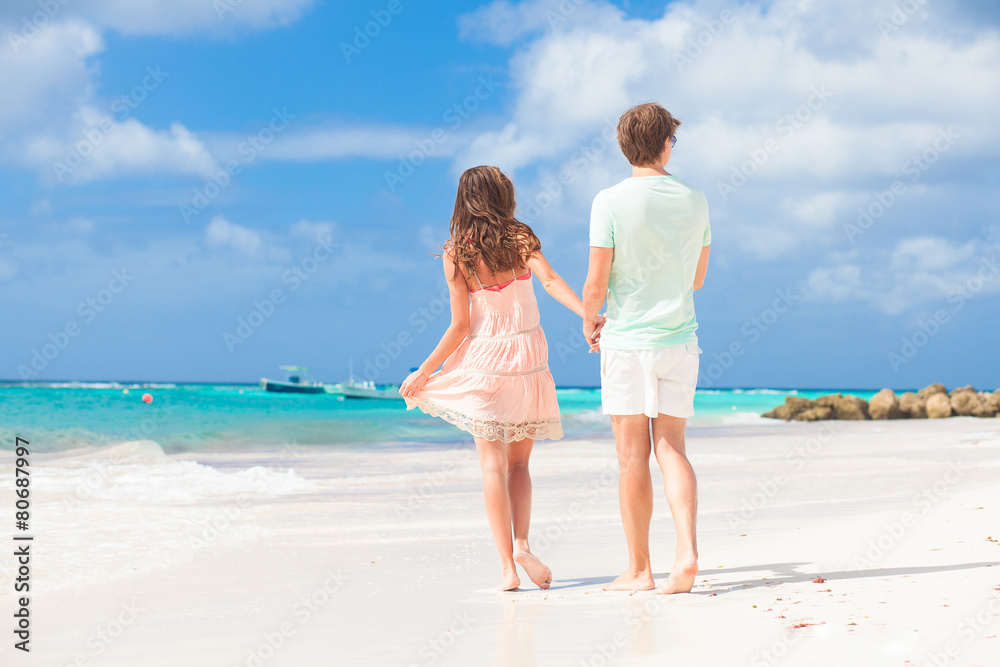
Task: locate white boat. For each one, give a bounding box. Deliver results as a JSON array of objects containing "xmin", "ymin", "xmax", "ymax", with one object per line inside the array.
[
  {"xmin": 338, "ymin": 359, "xmax": 402, "ymax": 400},
  {"xmin": 340, "ymin": 380, "xmax": 402, "ymax": 399}
]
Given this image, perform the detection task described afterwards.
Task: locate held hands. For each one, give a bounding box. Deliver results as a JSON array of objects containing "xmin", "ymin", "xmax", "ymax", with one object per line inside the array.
[
  {"xmin": 584, "ymin": 314, "xmax": 606, "ymax": 353},
  {"xmin": 398, "ymin": 368, "xmax": 430, "ymax": 398}
]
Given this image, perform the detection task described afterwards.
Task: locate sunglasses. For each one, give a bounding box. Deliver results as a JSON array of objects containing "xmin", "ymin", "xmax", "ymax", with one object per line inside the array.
[{"xmin": 669, "ymin": 135, "xmax": 677, "ymax": 148}]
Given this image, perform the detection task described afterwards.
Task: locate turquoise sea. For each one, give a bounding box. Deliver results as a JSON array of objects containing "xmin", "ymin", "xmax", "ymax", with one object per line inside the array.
[{"xmin": 0, "ymin": 382, "xmax": 883, "ymax": 454}]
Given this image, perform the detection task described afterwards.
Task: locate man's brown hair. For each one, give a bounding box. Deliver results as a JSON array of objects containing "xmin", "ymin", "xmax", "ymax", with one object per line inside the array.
[{"xmin": 616, "ymin": 103, "xmax": 682, "ymax": 167}]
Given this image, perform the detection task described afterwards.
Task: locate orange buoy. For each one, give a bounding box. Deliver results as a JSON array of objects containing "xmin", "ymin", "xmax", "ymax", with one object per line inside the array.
[{"xmin": 141, "ymin": 393, "xmax": 153, "ymax": 404}]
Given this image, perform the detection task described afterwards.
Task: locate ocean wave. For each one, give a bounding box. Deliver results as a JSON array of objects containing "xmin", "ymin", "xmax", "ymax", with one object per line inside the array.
[
  {"xmin": 24, "ymin": 440, "xmax": 319, "ymax": 503},
  {"xmin": 0, "ymin": 440, "xmax": 320, "ymax": 593},
  {"xmin": 567, "ymin": 408, "xmax": 606, "ymax": 423},
  {"xmin": 5, "ymin": 381, "xmax": 178, "ymax": 389},
  {"xmin": 720, "ymin": 412, "xmax": 768, "ymax": 425},
  {"xmin": 0, "ymin": 426, "xmax": 125, "ymax": 453}
]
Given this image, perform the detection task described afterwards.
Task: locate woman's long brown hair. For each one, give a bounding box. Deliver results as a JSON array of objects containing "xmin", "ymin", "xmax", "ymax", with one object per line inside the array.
[{"xmin": 446, "ymin": 166, "xmax": 541, "ymax": 281}]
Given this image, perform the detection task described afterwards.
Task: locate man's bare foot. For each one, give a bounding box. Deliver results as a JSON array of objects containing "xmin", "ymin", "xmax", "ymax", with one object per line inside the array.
[
  {"xmin": 657, "ymin": 556, "xmax": 698, "ymax": 594},
  {"xmin": 602, "ymin": 569, "xmax": 655, "ymax": 591},
  {"xmin": 514, "ymin": 548, "xmax": 552, "ymax": 590},
  {"xmin": 499, "ymin": 567, "xmax": 520, "ymax": 591}
]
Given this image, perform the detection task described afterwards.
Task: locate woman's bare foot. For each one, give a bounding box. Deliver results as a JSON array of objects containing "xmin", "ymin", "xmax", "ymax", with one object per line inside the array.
[
  {"xmin": 602, "ymin": 568, "xmax": 655, "ymax": 591},
  {"xmin": 514, "ymin": 548, "xmax": 552, "ymax": 589},
  {"xmin": 499, "ymin": 566, "xmax": 520, "ymax": 591},
  {"xmin": 656, "ymin": 555, "xmax": 698, "ymax": 594}
]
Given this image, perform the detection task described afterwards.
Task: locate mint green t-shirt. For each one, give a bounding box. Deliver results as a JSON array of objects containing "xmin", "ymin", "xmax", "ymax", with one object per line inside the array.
[{"xmin": 589, "ymin": 175, "xmax": 711, "ymax": 350}]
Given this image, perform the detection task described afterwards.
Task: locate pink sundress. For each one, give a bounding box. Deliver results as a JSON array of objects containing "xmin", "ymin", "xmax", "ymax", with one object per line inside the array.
[{"xmin": 404, "ymin": 268, "xmax": 564, "ymax": 443}]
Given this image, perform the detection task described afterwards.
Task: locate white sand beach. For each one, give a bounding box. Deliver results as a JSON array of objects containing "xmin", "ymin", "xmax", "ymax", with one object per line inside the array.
[{"xmin": 2, "ymin": 418, "xmax": 999, "ymax": 666}]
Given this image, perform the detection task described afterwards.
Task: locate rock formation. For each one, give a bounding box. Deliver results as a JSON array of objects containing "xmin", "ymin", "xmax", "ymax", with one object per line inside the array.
[
  {"xmin": 949, "ymin": 386, "xmax": 994, "ymax": 417},
  {"xmin": 761, "ymin": 383, "xmax": 999, "ymax": 421},
  {"xmin": 917, "ymin": 383, "xmax": 946, "ymax": 401},
  {"xmin": 986, "ymin": 390, "xmax": 1000, "ymax": 414},
  {"xmin": 926, "ymin": 393, "xmax": 953, "ymax": 418},
  {"xmin": 898, "ymin": 392, "xmax": 926, "ymax": 418},
  {"xmin": 793, "ymin": 406, "xmax": 834, "ymax": 421},
  {"xmin": 869, "ymin": 388, "xmax": 905, "ymax": 420}
]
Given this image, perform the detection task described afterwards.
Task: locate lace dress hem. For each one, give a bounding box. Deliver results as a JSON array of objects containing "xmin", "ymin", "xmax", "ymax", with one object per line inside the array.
[{"xmin": 406, "ymin": 397, "xmax": 563, "ymax": 443}]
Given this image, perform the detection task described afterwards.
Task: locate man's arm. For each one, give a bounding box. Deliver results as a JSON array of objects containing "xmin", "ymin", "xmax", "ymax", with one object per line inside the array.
[
  {"xmin": 583, "ymin": 246, "xmax": 614, "ymax": 349},
  {"xmin": 693, "ymin": 245, "xmax": 710, "ymax": 290}
]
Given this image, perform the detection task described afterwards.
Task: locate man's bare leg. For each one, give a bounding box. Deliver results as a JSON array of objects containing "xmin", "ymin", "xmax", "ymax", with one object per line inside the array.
[
  {"xmin": 603, "ymin": 414, "xmax": 656, "ymax": 591},
  {"xmin": 651, "ymin": 413, "xmax": 698, "ymax": 594},
  {"xmin": 474, "ymin": 436, "xmax": 520, "ymax": 591},
  {"xmin": 507, "ymin": 437, "xmax": 551, "ymax": 589}
]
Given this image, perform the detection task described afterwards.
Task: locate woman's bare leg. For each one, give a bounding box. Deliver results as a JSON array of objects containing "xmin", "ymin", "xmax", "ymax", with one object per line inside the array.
[
  {"xmin": 507, "ymin": 437, "xmax": 551, "ymax": 589},
  {"xmin": 474, "ymin": 436, "xmax": 519, "ymax": 590}
]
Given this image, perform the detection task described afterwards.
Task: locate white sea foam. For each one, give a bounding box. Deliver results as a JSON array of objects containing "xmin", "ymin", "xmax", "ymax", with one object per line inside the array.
[
  {"xmin": 32, "ymin": 440, "xmax": 318, "ymax": 502},
  {"xmin": 324, "ymin": 469, "xmax": 481, "ymax": 488},
  {"xmin": 721, "ymin": 411, "xmax": 768, "ymax": 425},
  {"xmin": 569, "ymin": 409, "xmax": 606, "ymax": 423},
  {"xmin": 13, "ymin": 381, "xmax": 178, "ymax": 389},
  {"xmin": 0, "ymin": 440, "xmax": 318, "ymax": 592}
]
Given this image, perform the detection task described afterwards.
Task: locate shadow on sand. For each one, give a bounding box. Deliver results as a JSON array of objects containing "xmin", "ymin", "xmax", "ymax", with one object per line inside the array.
[{"xmin": 542, "ymin": 560, "xmax": 998, "ymax": 594}]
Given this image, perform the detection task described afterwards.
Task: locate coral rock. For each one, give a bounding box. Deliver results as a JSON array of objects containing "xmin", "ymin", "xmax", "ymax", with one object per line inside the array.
[
  {"xmin": 917, "ymin": 383, "xmax": 947, "ymax": 401},
  {"xmin": 869, "ymin": 388, "xmax": 905, "ymax": 420},
  {"xmin": 926, "ymin": 393, "xmax": 953, "ymax": 419},
  {"xmin": 898, "ymin": 392, "xmax": 927, "ymax": 419},
  {"xmin": 793, "ymin": 406, "xmax": 834, "ymax": 422}
]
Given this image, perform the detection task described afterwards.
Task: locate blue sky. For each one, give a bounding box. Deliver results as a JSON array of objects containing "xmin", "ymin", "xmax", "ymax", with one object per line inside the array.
[{"xmin": 0, "ymin": 0, "xmax": 997, "ymax": 389}]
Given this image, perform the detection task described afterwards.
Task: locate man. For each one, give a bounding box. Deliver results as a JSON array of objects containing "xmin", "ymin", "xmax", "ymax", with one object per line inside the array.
[{"xmin": 583, "ymin": 102, "xmax": 711, "ymax": 594}]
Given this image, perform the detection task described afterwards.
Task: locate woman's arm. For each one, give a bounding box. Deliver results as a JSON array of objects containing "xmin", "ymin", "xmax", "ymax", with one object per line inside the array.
[
  {"xmin": 527, "ymin": 250, "xmax": 604, "ymax": 352},
  {"xmin": 693, "ymin": 245, "xmax": 710, "ymax": 290},
  {"xmin": 526, "ymin": 250, "xmax": 586, "ymax": 318},
  {"xmin": 399, "ymin": 250, "xmax": 471, "ymax": 398}
]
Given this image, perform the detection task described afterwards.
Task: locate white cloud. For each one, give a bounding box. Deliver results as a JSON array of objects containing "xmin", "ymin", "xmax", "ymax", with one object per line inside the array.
[
  {"xmin": 779, "ymin": 191, "xmax": 850, "ymax": 229},
  {"xmin": 458, "ymin": 0, "xmax": 622, "ymax": 47},
  {"xmin": 889, "ymin": 236, "xmax": 976, "ymax": 272},
  {"xmin": 0, "ymin": 0, "xmax": 319, "ymax": 184},
  {"xmin": 66, "ymin": 217, "xmax": 95, "ymax": 235},
  {"xmin": 205, "ymin": 216, "xmax": 262, "ymax": 255},
  {"xmin": 289, "ymin": 219, "xmax": 335, "ymax": 242},
  {"xmin": 256, "ymin": 124, "xmax": 470, "ymax": 162},
  {"xmin": 453, "ymin": 0, "xmax": 1000, "ymax": 260},
  {"xmin": 0, "ymin": 20, "xmax": 103, "ymax": 136},
  {"xmin": 0, "ymin": 259, "xmax": 16, "ymax": 281},
  {"xmin": 202, "ymin": 216, "xmax": 331, "ymax": 262},
  {"xmin": 25, "ymin": 115, "xmax": 218, "ymax": 184},
  {"xmin": 0, "ymin": 19, "xmax": 219, "ymax": 183},
  {"xmin": 808, "ymin": 236, "xmax": 1000, "ymax": 315},
  {"xmin": 807, "ymin": 264, "xmax": 864, "ymax": 302},
  {"xmin": 457, "ymin": 0, "xmax": 1000, "ymax": 174},
  {"xmin": 0, "ymin": 0, "xmax": 316, "ymax": 37}
]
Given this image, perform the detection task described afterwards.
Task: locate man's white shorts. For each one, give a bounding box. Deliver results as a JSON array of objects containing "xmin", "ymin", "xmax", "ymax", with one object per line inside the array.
[{"xmin": 600, "ymin": 343, "xmax": 701, "ymax": 418}]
